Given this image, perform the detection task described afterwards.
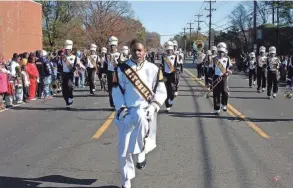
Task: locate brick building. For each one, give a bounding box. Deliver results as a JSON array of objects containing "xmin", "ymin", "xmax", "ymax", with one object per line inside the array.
[{"xmin": 0, "ymin": 0, "xmax": 42, "ymax": 61}]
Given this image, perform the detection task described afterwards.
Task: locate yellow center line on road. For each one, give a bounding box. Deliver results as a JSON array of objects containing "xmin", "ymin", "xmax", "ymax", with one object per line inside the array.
[
  {"xmin": 92, "ymin": 112, "xmax": 115, "ymax": 140},
  {"xmin": 184, "ymin": 68, "xmax": 270, "ymax": 139}
]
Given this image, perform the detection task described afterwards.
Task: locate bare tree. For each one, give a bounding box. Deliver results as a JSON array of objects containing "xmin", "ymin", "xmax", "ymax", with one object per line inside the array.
[
  {"xmin": 229, "ymin": 4, "xmax": 251, "ymax": 50},
  {"xmin": 39, "ymin": 1, "xmax": 83, "ymax": 50},
  {"xmin": 75, "ymin": 1, "xmax": 138, "ymax": 49},
  {"xmin": 146, "ymin": 32, "xmax": 161, "ymax": 49}
]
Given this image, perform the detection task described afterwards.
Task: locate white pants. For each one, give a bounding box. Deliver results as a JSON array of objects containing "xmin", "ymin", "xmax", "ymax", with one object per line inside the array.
[{"xmin": 115, "ymin": 106, "xmax": 157, "ymax": 188}]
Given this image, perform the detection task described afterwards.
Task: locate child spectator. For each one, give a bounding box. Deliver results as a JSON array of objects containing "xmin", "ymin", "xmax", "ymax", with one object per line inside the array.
[
  {"xmin": 0, "ymin": 55, "xmax": 10, "ymax": 109},
  {"xmin": 21, "ymin": 65, "xmax": 30, "ymax": 102},
  {"xmin": 14, "ymin": 66, "xmax": 24, "ymax": 104}
]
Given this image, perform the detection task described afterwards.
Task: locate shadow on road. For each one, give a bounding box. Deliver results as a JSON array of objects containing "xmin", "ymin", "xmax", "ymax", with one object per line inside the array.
[
  {"xmin": 54, "ymin": 94, "xmax": 108, "ymax": 98},
  {"xmin": 0, "ymin": 175, "xmax": 120, "ymax": 188},
  {"xmin": 228, "ymin": 90, "xmax": 258, "ymax": 93},
  {"xmin": 229, "ymin": 86, "xmax": 248, "ymax": 89},
  {"xmin": 229, "ymin": 96, "xmax": 269, "ymax": 100},
  {"xmin": 11, "ymin": 106, "xmax": 114, "ymax": 112},
  {"xmin": 183, "ymin": 74, "xmax": 251, "ymax": 188},
  {"xmin": 168, "ymin": 111, "xmax": 293, "ymax": 123},
  {"xmin": 181, "ymin": 74, "xmax": 213, "ymax": 188}
]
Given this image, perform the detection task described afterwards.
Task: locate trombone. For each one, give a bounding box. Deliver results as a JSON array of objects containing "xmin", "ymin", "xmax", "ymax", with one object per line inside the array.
[
  {"xmin": 194, "ymin": 76, "xmax": 223, "ymax": 98},
  {"xmin": 284, "ymin": 87, "xmax": 293, "ymax": 99}
]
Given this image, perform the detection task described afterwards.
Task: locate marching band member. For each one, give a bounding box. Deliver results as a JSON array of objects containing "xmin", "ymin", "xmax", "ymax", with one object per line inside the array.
[
  {"xmin": 286, "ymin": 55, "xmax": 293, "ymax": 90},
  {"xmin": 57, "ymin": 40, "xmax": 80, "ymax": 109},
  {"xmin": 172, "ymin": 40, "xmax": 181, "ymax": 96},
  {"xmin": 178, "ymin": 48, "xmax": 184, "ymax": 73},
  {"xmin": 107, "ymin": 36, "xmax": 121, "ymax": 108},
  {"xmin": 84, "ymin": 44, "xmax": 98, "ymax": 95},
  {"xmin": 212, "ymin": 42, "xmax": 232, "ymax": 114},
  {"xmin": 97, "ymin": 47, "xmax": 107, "ymax": 90},
  {"xmin": 162, "ymin": 41, "xmax": 178, "ymax": 112},
  {"xmin": 208, "ymin": 46, "xmax": 218, "ymax": 89},
  {"xmin": 119, "ymin": 46, "xmax": 130, "ymax": 63},
  {"xmin": 112, "ymin": 39, "xmax": 167, "ymax": 188},
  {"xmin": 257, "ymin": 46, "xmax": 267, "ymax": 92},
  {"xmin": 197, "ymin": 49, "xmax": 206, "ymax": 80},
  {"xmin": 246, "ymin": 52, "xmax": 257, "ymax": 88},
  {"xmin": 204, "ymin": 50, "xmax": 212, "ymax": 87},
  {"xmin": 267, "ymin": 46, "xmax": 281, "ymax": 98}
]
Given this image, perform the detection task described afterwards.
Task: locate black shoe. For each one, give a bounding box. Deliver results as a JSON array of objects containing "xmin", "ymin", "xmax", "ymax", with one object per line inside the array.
[{"xmin": 136, "ymin": 160, "xmax": 146, "ymax": 170}]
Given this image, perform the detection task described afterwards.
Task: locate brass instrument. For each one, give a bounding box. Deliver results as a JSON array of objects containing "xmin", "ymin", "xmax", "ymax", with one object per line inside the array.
[
  {"xmin": 194, "ymin": 76, "xmax": 223, "ymax": 99},
  {"xmin": 284, "ymin": 88, "xmax": 293, "ymax": 99},
  {"xmin": 195, "ymin": 40, "xmax": 205, "ymax": 52},
  {"xmin": 51, "ymin": 79, "xmax": 61, "ymax": 93}
]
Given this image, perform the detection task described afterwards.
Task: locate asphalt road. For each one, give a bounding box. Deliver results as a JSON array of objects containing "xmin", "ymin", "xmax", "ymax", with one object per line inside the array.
[{"xmin": 1, "ymin": 60, "xmax": 293, "ymax": 188}]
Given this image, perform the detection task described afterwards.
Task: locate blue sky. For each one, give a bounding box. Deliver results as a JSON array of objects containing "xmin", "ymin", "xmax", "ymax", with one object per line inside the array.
[{"xmin": 130, "ymin": 1, "xmax": 241, "ymax": 44}]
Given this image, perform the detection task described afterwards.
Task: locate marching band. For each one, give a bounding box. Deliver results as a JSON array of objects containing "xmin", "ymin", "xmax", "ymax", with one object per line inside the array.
[{"xmin": 40, "ymin": 36, "xmax": 290, "ymax": 188}]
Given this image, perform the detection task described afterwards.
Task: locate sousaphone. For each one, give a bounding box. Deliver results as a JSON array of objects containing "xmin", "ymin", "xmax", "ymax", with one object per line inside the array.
[{"xmin": 195, "ymin": 40, "xmax": 205, "ymax": 52}]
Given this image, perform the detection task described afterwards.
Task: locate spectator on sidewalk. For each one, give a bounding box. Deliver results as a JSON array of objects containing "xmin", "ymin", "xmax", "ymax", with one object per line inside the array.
[
  {"xmin": 35, "ymin": 50, "xmax": 44, "ymax": 98},
  {"xmin": 40, "ymin": 50, "xmax": 53, "ymax": 99},
  {"xmin": 20, "ymin": 52, "xmax": 29, "ymax": 66},
  {"xmin": 14, "ymin": 66, "xmax": 24, "ymax": 104},
  {"xmin": 26, "ymin": 53, "xmax": 39, "ymax": 100},
  {"xmin": 0, "ymin": 55, "xmax": 10, "ymax": 109},
  {"xmin": 5, "ymin": 53, "xmax": 20, "ymax": 107},
  {"xmin": 9, "ymin": 53, "xmax": 20, "ymax": 78},
  {"xmin": 21, "ymin": 65, "xmax": 30, "ymax": 102}
]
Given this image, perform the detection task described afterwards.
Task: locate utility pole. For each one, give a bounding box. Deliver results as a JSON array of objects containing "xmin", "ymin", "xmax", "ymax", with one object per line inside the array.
[
  {"xmin": 182, "ymin": 28, "xmax": 187, "ymax": 58},
  {"xmin": 276, "ymin": 1, "xmax": 280, "ymax": 51},
  {"xmin": 272, "ymin": 0, "xmax": 275, "ymax": 24},
  {"xmin": 194, "ymin": 14, "xmax": 203, "ymax": 40},
  {"xmin": 187, "ymin": 22, "xmax": 194, "ymax": 50},
  {"xmin": 253, "ymin": 0, "xmax": 257, "ymax": 53},
  {"xmin": 205, "ymin": 0, "xmax": 216, "ymax": 49}
]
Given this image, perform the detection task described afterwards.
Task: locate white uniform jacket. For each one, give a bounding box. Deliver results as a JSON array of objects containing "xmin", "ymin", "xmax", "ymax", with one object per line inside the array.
[
  {"xmin": 212, "ymin": 56, "xmax": 232, "ymax": 76},
  {"xmin": 107, "ymin": 52, "xmax": 120, "ymax": 71},
  {"xmin": 162, "ymin": 54, "xmax": 177, "ymax": 74},
  {"xmin": 112, "ymin": 59, "xmax": 167, "ymax": 157}
]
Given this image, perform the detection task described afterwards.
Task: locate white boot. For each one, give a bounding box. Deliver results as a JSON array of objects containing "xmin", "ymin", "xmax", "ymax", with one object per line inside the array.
[
  {"xmin": 222, "ymin": 105, "xmax": 227, "ymax": 112},
  {"xmin": 215, "ymin": 109, "xmax": 220, "ymax": 114}
]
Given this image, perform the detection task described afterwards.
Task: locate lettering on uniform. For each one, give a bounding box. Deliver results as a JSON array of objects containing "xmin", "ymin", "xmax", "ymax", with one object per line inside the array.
[{"xmin": 122, "ymin": 66, "xmax": 152, "ymax": 101}]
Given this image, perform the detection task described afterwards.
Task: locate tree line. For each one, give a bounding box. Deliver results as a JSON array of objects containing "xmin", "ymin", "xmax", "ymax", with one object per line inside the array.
[
  {"xmin": 173, "ymin": 1, "xmax": 293, "ymax": 56},
  {"xmin": 37, "ymin": 1, "xmax": 161, "ymax": 51}
]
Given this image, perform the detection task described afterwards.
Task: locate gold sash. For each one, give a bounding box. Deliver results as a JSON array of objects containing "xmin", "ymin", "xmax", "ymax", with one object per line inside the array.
[
  {"xmin": 120, "ymin": 63, "xmax": 152, "ymax": 102},
  {"xmin": 88, "ymin": 55, "xmax": 97, "ymax": 68},
  {"xmin": 214, "ymin": 59, "xmax": 226, "ymax": 74},
  {"xmin": 110, "ymin": 53, "xmax": 119, "ymax": 67},
  {"xmin": 163, "ymin": 56, "xmax": 175, "ymax": 72}
]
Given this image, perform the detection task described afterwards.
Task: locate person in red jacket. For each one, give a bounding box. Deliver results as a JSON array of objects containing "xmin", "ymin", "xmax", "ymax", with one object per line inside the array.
[{"xmin": 26, "ymin": 53, "xmax": 39, "ymax": 100}]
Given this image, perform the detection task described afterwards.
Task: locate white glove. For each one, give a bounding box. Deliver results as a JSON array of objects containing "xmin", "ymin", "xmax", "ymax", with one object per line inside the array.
[
  {"xmin": 117, "ymin": 107, "xmax": 129, "ymax": 120},
  {"xmin": 146, "ymin": 103, "xmax": 159, "ymax": 120}
]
